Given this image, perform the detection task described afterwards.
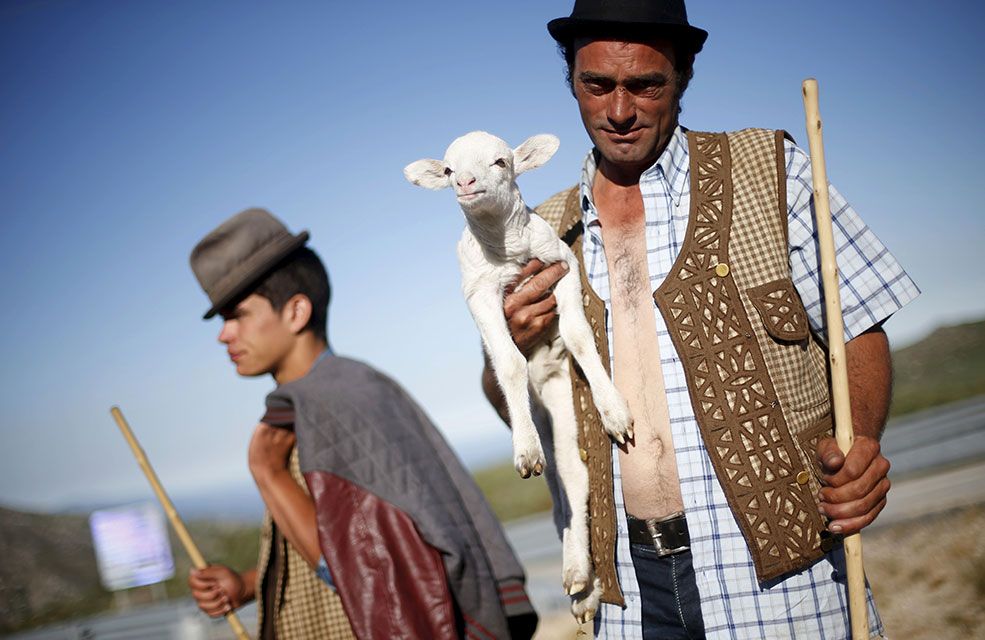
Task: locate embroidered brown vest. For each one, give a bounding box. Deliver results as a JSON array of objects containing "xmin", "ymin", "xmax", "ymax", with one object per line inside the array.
[
  {"xmin": 535, "ymin": 128, "xmax": 835, "ymax": 604},
  {"xmin": 256, "ymin": 447, "xmax": 355, "ymax": 639}
]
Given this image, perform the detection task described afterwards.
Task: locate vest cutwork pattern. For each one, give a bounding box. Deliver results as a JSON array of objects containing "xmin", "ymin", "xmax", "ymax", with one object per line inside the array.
[
  {"xmin": 569, "ymin": 214, "xmax": 623, "ymax": 604},
  {"xmin": 536, "ymin": 187, "xmax": 624, "ymax": 606},
  {"xmin": 653, "ymin": 132, "xmax": 823, "ymax": 581},
  {"xmin": 747, "ymin": 279, "xmax": 810, "ymax": 342}
]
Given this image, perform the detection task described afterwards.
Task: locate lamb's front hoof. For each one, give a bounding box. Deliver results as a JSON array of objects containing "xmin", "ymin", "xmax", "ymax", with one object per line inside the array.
[
  {"xmin": 562, "ymin": 552, "xmax": 591, "ymax": 596},
  {"xmin": 600, "ymin": 398, "xmax": 634, "ymax": 444},
  {"xmin": 514, "ymin": 450, "xmax": 546, "ymax": 478},
  {"xmin": 570, "ymin": 576, "xmax": 603, "ymax": 625}
]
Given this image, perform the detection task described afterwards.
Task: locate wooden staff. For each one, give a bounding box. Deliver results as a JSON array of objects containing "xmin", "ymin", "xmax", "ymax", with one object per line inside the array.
[
  {"xmin": 801, "ymin": 79, "xmax": 868, "ymax": 639},
  {"xmin": 110, "ymin": 406, "xmax": 251, "ymax": 640}
]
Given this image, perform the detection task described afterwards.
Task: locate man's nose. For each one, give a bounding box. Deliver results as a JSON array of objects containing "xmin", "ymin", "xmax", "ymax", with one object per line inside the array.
[
  {"xmin": 607, "ymin": 87, "xmax": 636, "ymax": 128},
  {"xmin": 218, "ymin": 321, "xmax": 234, "ymax": 344}
]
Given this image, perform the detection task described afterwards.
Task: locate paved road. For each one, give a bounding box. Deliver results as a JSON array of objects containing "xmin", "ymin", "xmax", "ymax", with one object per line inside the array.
[
  {"xmin": 9, "ymin": 397, "xmax": 985, "ymax": 639},
  {"xmin": 879, "ymin": 395, "xmax": 985, "ymax": 477}
]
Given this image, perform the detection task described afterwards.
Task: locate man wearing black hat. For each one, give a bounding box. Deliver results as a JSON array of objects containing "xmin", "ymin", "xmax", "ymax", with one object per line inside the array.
[
  {"xmin": 482, "ymin": 1, "xmax": 919, "ymax": 638},
  {"xmin": 189, "ymin": 209, "xmax": 537, "ymax": 639}
]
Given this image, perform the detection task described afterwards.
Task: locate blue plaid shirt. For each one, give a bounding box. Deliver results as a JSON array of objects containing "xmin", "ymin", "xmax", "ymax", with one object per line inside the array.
[{"xmin": 582, "ymin": 126, "xmax": 919, "ymax": 639}]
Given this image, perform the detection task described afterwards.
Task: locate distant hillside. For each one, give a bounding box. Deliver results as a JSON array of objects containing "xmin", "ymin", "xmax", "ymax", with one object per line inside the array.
[
  {"xmin": 0, "ymin": 506, "xmax": 258, "ymax": 634},
  {"xmin": 890, "ymin": 319, "xmax": 985, "ymax": 417},
  {"xmin": 0, "ymin": 507, "xmax": 108, "ymax": 633}
]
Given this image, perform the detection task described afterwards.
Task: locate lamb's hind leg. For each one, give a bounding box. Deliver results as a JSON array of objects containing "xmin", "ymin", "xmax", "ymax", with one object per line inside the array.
[
  {"xmin": 537, "ymin": 363, "xmax": 602, "ymax": 621},
  {"xmin": 554, "ymin": 265, "xmax": 634, "ymax": 443},
  {"xmin": 466, "ymin": 290, "xmax": 545, "ymax": 478}
]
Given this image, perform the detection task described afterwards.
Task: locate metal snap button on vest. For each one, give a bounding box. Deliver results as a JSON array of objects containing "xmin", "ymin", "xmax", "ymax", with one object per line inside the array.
[
  {"xmin": 797, "ymin": 470, "xmax": 810, "ymax": 485},
  {"xmin": 579, "ymin": 448, "xmax": 589, "ymax": 462},
  {"xmin": 715, "ymin": 262, "xmax": 730, "ymax": 277}
]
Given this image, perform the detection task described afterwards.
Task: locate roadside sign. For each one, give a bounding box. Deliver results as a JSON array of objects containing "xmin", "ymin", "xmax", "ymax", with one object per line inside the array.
[{"xmin": 89, "ymin": 502, "xmax": 175, "ymax": 591}]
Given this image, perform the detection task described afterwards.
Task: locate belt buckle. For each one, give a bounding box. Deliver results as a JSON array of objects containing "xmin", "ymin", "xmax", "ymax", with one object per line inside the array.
[{"xmin": 645, "ymin": 511, "xmax": 689, "ymax": 558}]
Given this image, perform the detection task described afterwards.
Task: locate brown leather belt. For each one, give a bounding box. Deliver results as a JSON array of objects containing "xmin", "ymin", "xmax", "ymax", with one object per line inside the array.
[{"xmin": 627, "ymin": 512, "xmax": 690, "ymax": 557}]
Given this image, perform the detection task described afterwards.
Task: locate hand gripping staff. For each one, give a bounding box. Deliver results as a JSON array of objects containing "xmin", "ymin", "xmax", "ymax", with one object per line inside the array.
[
  {"xmin": 110, "ymin": 406, "xmax": 251, "ymax": 640},
  {"xmin": 801, "ymin": 79, "xmax": 869, "ymax": 640}
]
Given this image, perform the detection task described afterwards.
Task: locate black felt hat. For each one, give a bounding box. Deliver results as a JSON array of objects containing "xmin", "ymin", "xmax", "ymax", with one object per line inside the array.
[
  {"xmin": 190, "ymin": 208, "xmax": 309, "ymax": 319},
  {"xmin": 548, "ymin": 0, "xmax": 707, "ymax": 55}
]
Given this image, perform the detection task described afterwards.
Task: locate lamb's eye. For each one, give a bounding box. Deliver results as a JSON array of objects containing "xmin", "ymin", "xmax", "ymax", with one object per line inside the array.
[
  {"xmin": 443, "ymin": 167, "xmax": 452, "ymax": 176},
  {"xmin": 493, "ymin": 158, "xmax": 507, "ymax": 168}
]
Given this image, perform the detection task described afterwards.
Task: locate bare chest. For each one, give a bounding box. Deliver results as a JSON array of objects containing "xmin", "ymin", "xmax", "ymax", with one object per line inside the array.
[{"xmin": 597, "ymin": 202, "xmax": 685, "ymax": 518}]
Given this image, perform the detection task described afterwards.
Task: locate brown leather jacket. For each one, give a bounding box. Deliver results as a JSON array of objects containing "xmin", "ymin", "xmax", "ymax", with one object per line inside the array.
[{"xmin": 306, "ymin": 469, "xmax": 460, "ymax": 639}]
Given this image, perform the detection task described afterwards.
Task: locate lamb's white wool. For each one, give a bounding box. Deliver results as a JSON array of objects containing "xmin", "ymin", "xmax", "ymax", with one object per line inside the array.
[{"xmin": 405, "ymin": 131, "xmax": 634, "ymax": 622}]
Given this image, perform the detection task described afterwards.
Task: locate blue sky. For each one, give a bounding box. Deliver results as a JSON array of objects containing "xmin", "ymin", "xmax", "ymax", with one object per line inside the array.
[{"xmin": 1, "ymin": 0, "xmax": 982, "ymax": 511}]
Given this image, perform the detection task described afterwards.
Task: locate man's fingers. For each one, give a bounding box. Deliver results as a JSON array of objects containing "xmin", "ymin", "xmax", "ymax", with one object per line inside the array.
[
  {"xmin": 188, "ymin": 574, "xmax": 213, "ymax": 590},
  {"xmin": 517, "ymin": 259, "xmax": 547, "ymax": 283},
  {"xmin": 820, "ymin": 476, "xmax": 890, "ymax": 521},
  {"xmin": 822, "ymin": 438, "xmax": 885, "ymax": 488},
  {"xmin": 188, "ymin": 567, "xmax": 221, "ymax": 590},
  {"xmin": 511, "ymin": 309, "xmax": 559, "ymax": 357},
  {"xmin": 825, "ymin": 496, "xmax": 887, "ymax": 536},
  {"xmin": 815, "ymin": 437, "xmax": 845, "ymax": 476},
  {"xmin": 192, "ymin": 587, "xmax": 229, "ymax": 615},
  {"xmin": 504, "ymin": 261, "xmax": 569, "ymax": 313},
  {"xmin": 504, "ymin": 259, "xmax": 546, "ymax": 296},
  {"xmin": 510, "ymin": 294, "xmax": 557, "ymax": 328},
  {"xmin": 821, "ymin": 454, "xmax": 890, "ymax": 502},
  {"xmin": 203, "ymin": 599, "xmax": 232, "ymax": 618}
]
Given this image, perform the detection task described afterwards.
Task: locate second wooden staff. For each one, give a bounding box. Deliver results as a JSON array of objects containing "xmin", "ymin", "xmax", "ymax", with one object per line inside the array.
[{"xmin": 110, "ymin": 406, "xmax": 251, "ymax": 640}]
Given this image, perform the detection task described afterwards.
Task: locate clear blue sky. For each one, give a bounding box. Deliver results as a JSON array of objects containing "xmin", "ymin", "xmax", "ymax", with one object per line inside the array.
[{"xmin": 1, "ymin": 0, "xmax": 982, "ymax": 511}]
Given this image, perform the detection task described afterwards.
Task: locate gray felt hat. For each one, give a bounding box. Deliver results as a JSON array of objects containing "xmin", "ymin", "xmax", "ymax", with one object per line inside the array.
[{"xmin": 190, "ymin": 208, "xmax": 309, "ymax": 319}]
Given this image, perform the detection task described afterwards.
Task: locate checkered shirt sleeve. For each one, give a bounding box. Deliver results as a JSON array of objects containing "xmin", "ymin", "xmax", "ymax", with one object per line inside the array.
[
  {"xmin": 785, "ymin": 140, "xmax": 920, "ymax": 342},
  {"xmin": 580, "ymin": 127, "xmax": 910, "ymax": 639}
]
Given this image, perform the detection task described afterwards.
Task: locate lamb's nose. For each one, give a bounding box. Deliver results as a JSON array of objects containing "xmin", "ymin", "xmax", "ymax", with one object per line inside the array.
[{"xmin": 457, "ymin": 174, "xmax": 476, "ymax": 189}]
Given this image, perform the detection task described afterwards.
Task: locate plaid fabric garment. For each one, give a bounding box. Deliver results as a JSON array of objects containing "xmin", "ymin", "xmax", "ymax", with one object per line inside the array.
[
  {"xmin": 582, "ymin": 126, "xmax": 919, "ymax": 639},
  {"xmin": 256, "ymin": 447, "xmax": 355, "ymax": 640}
]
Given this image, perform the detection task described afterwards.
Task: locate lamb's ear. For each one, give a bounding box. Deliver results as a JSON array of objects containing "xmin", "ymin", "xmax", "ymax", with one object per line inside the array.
[
  {"xmin": 513, "ymin": 134, "xmax": 560, "ymax": 175},
  {"xmin": 403, "ymin": 159, "xmax": 449, "ymax": 190}
]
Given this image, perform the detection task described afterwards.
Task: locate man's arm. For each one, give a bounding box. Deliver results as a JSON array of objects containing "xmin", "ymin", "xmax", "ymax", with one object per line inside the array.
[
  {"xmin": 481, "ymin": 259, "xmax": 568, "ymax": 424},
  {"xmin": 816, "ymin": 325, "xmax": 893, "ymax": 536},
  {"xmin": 248, "ymin": 423, "xmax": 322, "ymax": 568}
]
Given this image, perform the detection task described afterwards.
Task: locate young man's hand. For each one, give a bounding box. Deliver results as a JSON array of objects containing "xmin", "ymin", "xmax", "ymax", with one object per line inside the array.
[
  {"xmin": 188, "ymin": 564, "xmax": 255, "ymax": 616},
  {"xmin": 248, "ymin": 423, "xmax": 296, "ymax": 480}
]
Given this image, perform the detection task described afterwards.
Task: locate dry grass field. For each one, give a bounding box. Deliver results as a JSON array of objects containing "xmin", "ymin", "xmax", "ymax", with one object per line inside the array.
[{"xmin": 867, "ymin": 504, "xmax": 985, "ymax": 639}]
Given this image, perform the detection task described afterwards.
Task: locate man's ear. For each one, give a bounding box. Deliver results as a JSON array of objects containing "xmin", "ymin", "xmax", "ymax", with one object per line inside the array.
[
  {"xmin": 403, "ymin": 159, "xmax": 450, "ymax": 189},
  {"xmin": 283, "ymin": 294, "xmax": 313, "ymax": 334}
]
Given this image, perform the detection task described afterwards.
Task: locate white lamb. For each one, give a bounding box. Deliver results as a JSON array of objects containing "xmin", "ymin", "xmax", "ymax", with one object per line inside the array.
[{"xmin": 404, "ymin": 131, "xmax": 633, "ymax": 622}]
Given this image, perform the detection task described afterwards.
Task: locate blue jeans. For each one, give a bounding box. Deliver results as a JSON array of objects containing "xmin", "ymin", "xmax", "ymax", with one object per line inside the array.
[{"xmin": 629, "ymin": 543, "xmax": 706, "ymax": 639}]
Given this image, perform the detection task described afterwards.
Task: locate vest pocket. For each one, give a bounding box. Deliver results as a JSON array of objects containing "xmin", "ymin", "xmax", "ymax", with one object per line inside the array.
[
  {"xmin": 746, "ymin": 278, "xmax": 810, "ymax": 343},
  {"xmin": 746, "ymin": 278, "xmax": 829, "ymax": 413}
]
